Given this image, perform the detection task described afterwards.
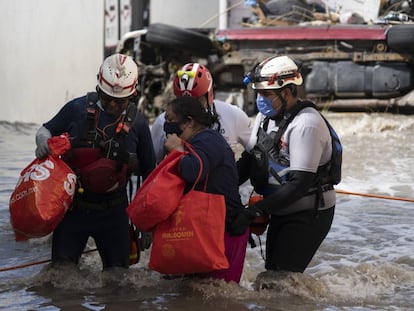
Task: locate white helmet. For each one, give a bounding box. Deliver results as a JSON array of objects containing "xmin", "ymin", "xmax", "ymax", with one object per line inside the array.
[
  {"xmin": 97, "ymin": 53, "xmax": 138, "ymax": 98},
  {"xmin": 251, "ymin": 55, "xmax": 303, "ymax": 90}
]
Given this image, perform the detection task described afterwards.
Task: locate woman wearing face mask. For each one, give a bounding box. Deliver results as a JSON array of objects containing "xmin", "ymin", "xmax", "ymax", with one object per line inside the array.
[
  {"xmin": 151, "ymin": 62, "xmax": 252, "ymax": 164},
  {"xmin": 235, "ymin": 55, "xmax": 337, "ymax": 274},
  {"xmin": 163, "ymin": 96, "xmax": 249, "ymax": 284}
]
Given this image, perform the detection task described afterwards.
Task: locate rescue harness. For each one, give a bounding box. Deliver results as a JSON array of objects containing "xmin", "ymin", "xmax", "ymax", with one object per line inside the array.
[
  {"xmin": 252, "ymin": 100, "xmax": 342, "ymax": 210},
  {"xmin": 63, "ymin": 92, "xmax": 138, "ymax": 194}
]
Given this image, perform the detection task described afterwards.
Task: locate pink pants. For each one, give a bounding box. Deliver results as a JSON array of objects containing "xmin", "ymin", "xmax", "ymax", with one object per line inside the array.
[{"xmin": 206, "ymin": 229, "xmax": 249, "ymax": 283}]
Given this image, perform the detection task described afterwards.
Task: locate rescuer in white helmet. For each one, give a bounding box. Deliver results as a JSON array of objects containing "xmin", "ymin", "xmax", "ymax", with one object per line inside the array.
[
  {"xmin": 34, "ymin": 54, "xmax": 155, "ymax": 270},
  {"xmin": 236, "ymin": 55, "xmax": 340, "ymax": 273}
]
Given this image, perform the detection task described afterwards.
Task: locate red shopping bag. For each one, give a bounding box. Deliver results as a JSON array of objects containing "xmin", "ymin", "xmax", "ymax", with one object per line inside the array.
[
  {"xmin": 127, "ymin": 150, "xmax": 186, "ymax": 231},
  {"xmin": 149, "ymin": 143, "xmax": 229, "ymax": 274},
  {"xmin": 9, "ymin": 133, "xmax": 76, "ymax": 241},
  {"xmin": 149, "ymin": 189, "xmax": 229, "ymax": 274}
]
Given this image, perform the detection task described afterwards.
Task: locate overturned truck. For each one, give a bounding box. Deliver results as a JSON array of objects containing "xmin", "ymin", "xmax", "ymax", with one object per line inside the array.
[{"xmin": 116, "ymin": 22, "xmax": 414, "ymax": 118}]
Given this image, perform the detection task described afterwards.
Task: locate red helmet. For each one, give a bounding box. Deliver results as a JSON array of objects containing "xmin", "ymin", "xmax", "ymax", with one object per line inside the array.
[{"xmin": 173, "ymin": 63, "xmax": 214, "ymax": 105}]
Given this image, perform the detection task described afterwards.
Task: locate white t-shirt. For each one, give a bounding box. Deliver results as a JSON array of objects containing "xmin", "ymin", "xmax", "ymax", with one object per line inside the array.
[
  {"xmin": 249, "ymin": 107, "xmax": 336, "ymax": 213},
  {"xmin": 151, "ymin": 100, "xmax": 252, "ymax": 163},
  {"xmin": 250, "ymin": 107, "xmax": 332, "ymax": 170}
]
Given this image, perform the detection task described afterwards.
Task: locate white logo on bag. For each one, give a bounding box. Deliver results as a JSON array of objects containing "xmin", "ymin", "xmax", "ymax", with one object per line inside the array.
[
  {"xmin": 16, "ymin": 160, "xmax": 55, "ymax": 187},
  {"xmin": 64, "ymin": 173, "xmax": 77, "ymax": 196},
  {"xmin": 11, "ymin": 160, "xmax": 77, "ymax": 206},
  {"xmin": 9, "ymin": 187, "xmax": 36, "ymax": 204}
]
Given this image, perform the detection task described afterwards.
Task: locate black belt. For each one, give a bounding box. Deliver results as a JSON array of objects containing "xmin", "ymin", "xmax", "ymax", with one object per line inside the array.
[
  {"xmin": 308, "ymin": 183, "xmax": 334, "ymax": 194},
  {"xmin": 320, "ymin": 184, "xmax": 334, "ymax": 192},
  {"xmin": 308, "ymin": 183, "xmax": 334, "ymax": 212},
  {"xmin": 73, "ymin": 195, "xmax": 127, "ymax": 211}
]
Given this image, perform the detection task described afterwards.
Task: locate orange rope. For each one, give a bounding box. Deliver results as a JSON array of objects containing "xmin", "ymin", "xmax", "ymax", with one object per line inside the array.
[
  {"xmin": 2, "ymin": 189, "xmax": 413, "ymax": 272},
  {"xmin": 336, "ymin": 189, "xmax": 414, "ymax": 203},
  {"xmin": 0, "ymin": 248, "xmax": 97, "ymax": 273}
]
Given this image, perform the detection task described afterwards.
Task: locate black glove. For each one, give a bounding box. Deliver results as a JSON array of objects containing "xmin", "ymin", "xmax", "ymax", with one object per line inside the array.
[
  {"xmin": 140, "ymin": 231, "xmax": 152, "ymax": 250},
  {"xmin": 230, "ymin": 205, "xmax": 264, "ymax": 236}
]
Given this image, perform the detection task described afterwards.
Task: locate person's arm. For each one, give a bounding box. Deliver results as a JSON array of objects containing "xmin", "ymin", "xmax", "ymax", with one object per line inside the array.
[
  {"xmin": 254, "ymin": 170, "xmax": 316, "ymax": 214},
  {"xmin": 234, "ymin": 107, "xmax": 253, "ymax": 151},
  {"xmin": 255, "ymin": 118, "xmax": 326, "ymax": 214},
  {"xmin": 245, "ymin": 113, "xmax": 263, "ymax": 152},
  {"xmin": 236, "ymin": 150, "xmax": 252, "ymax": 185},
  {"xmin": 236, "ymin": 112, "xmax": 263, "ymax": 184},
  {"xmin": 35, "ymin": 126, "xmax": 52, "ymax": 158},
  {"xmin": 230, "ymin": 170, "xmax": 316, "ymax": 235},
  {"xmin": 175, "ymin": 137, "xmax": 209, "ymax": 185},
  {"xmin": 135, "ymin": 113, "xmax": 156, "ymax": 180},
  {"xmin": 35, "ymin": 98, "xmax": 82, "ymax": 158},
  {"xmin": 150, "ymin": 113, "xmax": 167, "ymax": 163},
  {"xmin": 43, "ymin": 98, "xmax": 83, "ymax": 135}
]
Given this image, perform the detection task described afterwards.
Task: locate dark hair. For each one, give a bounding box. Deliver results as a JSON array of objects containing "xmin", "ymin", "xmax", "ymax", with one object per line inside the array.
[
  {"xmin": 286, "ymin": 84, "xmax": 298, "ymax": 97},
  {"xmin": 168, "ymin": 96, "xmax": 214, "ymax": 128}
]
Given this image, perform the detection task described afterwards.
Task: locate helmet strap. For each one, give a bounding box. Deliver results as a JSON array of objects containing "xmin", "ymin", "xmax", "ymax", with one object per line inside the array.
[{"xmin": 210, "ymin": 103, "xmax": 221, "ymax": 132}]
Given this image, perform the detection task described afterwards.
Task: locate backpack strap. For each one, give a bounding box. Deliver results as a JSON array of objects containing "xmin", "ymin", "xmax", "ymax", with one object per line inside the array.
[
  {"xmin": 114, "ymin": 102, "xmax": 139, "ymax": 173},
  {"xmin": 85, "ymin": 92, "xmax": 99, "ymax": 145},
  {"xmin": 82, "ymin": 93, "xmax": 138, "ymax": 168},
  {"xmin": 272, "ymin": 100, "xmax": 315, "ymax": 153},
  {"xmin": 85, "ymin": 92, "xmax": 138, "ymax": 139},
  {"xmin": 270, "ymin": 100, "xmax": 330, "ymax": 214},
  {"xmin": 116, "ymin": 102, "xmax": 138, "ymax": 136},
  {"xmin": 69, "ymin": 92, "xmax": 99, "ymax": 149}
]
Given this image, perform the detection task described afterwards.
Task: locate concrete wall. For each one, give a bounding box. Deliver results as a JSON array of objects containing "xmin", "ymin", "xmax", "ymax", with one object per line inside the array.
[
  {"xmin": 1, "ymin": 1, "xmax": 104, "ymax": 124},
  {"xmin": 1, "ymin": 0, "xmax": 251, "ymax": 124},
  {"xmin": 150, "ymin": 0, "xmax": 219, "ymax": 28},
  {"xmin": 149, "ymin": 0, "xmax": 251, "ymax": 29}
]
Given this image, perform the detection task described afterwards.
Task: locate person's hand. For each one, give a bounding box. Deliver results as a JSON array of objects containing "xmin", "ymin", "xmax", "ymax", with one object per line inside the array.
[
  {"xmin": 35, "ymin": 126, "xmax": 52, "ymax": 159},
  {"xmin": 230, "ymin": 205, "xmax": 265, "ymax": 236},
  {"xmin": 35, "ymin": 140, "xmax": 50, "ymax": 159},
  {"xmin": 230, "ymin": 211, "xmax": 251, "ymax": 236},
  {"xmin": 164, "ymin": 133, "xmax": 184, "ymax": 153},
  {"xmin": 140, "ymin": 231, "xmax": 152, "ymax": 250}
]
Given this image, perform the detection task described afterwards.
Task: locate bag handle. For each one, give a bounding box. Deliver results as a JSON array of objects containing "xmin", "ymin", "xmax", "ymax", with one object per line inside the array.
[{"xmin": 183, "ymin": 141, "xmax": 207, "ymax": 191}]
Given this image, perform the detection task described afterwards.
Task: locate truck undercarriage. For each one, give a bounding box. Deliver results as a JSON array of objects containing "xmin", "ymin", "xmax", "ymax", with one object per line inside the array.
[{"xmin": 116, "ymin": 21, "xmax": 414, "ymax": 119}]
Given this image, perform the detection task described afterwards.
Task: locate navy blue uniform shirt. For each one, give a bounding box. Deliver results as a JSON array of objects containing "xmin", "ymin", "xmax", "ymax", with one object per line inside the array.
[
  {"xmin": 179, "ymin": 129, "xmax": 244, "ymax": 230},
  {"xmin": 43, "ymin": 94, "xmax": 156, "ymax": 181}
]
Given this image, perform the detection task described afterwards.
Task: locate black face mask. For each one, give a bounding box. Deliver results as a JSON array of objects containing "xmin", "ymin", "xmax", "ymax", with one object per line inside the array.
[{"xmin": 163, "ymin": 121, "xmax": 183, "ymax": 136}]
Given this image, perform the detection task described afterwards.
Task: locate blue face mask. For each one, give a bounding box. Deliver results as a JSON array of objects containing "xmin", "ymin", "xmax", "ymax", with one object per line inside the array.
[
  {"xmin": 256, "ymin": 94, "xmax": 277, "ymax": 117},
  {"xmin": 163, "ymin": 121, "xmax": 183, "ymax": 136}
]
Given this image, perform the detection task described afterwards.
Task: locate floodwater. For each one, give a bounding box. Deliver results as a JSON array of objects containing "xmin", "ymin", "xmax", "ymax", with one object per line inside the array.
[{"xmin": 1, "ymin": 112, "xmax": 414, "ymax": 311}]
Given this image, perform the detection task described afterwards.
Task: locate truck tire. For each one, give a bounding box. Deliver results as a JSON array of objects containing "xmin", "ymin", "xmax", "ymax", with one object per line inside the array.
[
  {"xmin": 386, "ymin": 24, "xmax": 414, "ymax": 53},
  {"xmin": 146, "ymin": 23, "xmax": 213, "ymax": 57}
]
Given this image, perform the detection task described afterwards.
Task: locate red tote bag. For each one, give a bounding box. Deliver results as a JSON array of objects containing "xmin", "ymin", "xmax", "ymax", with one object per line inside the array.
[
  {"xmin": 9, "ymin": 134, "xmax": 76, "ymax": 241},
  {"xmin": 127, "ymin": 150, "xmax": 186, "ymax": 231},
  {"xmin": 149, "ymin": 143, "xmax": 229, "ymax": 274}
]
